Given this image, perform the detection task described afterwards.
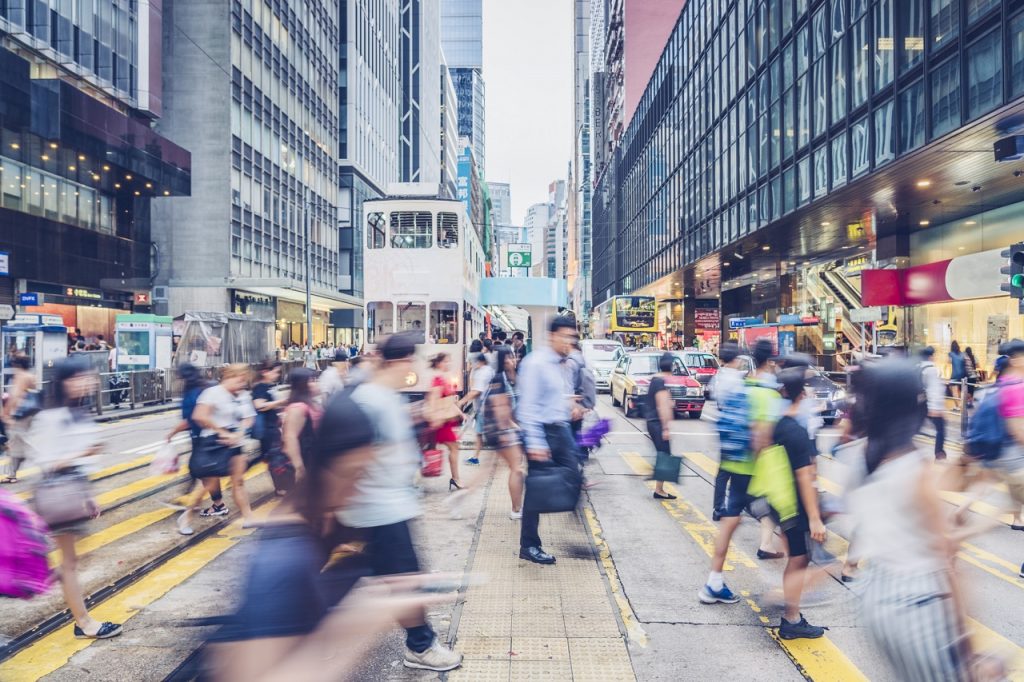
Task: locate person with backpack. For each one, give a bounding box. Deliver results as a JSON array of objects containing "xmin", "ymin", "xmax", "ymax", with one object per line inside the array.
[
  {"xmin": 701, "ymin": 339, "xmax": 780, "ymax": 604},
  {"xmin": 771, "ymin": 367, "xmax": 827, "ymax": 640},
  {"xmin": 963, "ymin": 339, "xmax": 1024, "ymax": 532},
  {"xmin": 710, "ymin": 342, "xmax": 745, "ymax": 520},
  {"xmin": 28, "ymin": 356, "xmax": 121, "ymax": 639},
  {"xmin": 919, "ymin": 346, "xmax": 947, "ymax": 460}
]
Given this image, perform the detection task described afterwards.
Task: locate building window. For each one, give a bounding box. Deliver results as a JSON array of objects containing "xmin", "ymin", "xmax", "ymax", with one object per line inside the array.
[
  {"xmin": 798, "ymin": 155, "xmax": 811, "ymax": 204},
  {"xmin": 813, "ymin": 145, "xmax": 829, "ymax": 197},
  {"xmin": 437, "ymin": 212, "xmax": 459, "ymax": 248},
  {"xmin": 813, "ymin": 59, "xmax": 827, "ymax": 137},
  {"xmin": 1013, "ymin": 14, "xmax": 1024, "ymax": 97},
  {"xmin": 831, "ymin": 38, "xmax": 847, "ymax": 123},
  {"xmin": 831, "ymin": 135, "xmax": 847, "ymax": 187},
  {"xmin": 874, "ymin": 99, "xmax": 895, "ymax": 166},
  {"xmin": 967, "ymin": 0, "xmax": 998, "ymax": 24},
  {"xmin": 390, "ymin": 211, "xmax": 433, "ymax": 248},
  {"xmin": 366, "ymin": 211, "xmax": 386, "ymax": 249},
  {"xmin": 851, "ymin": 116, "xmax": 869, "ymax": 176},
  {"xmin": 930, "ymin": 0, "xmax": 959, "ymax": 49},
  {"xmin": 900, "ymin": 0, "xmax": 925, "ymax": 72},
  {"xmin": 966, "ymin": 29, "xmax": 1002, "ymax": 119},
  {"xmin": 851, "ymin": 16, "xmax": 869, "ymax": 108},
  {"xmin": 367, "ymin": 302, "xmax": 394, "ymax": 342},
  {"xmin": 874, "ymin": 0, "xmax": 894, "ymax": 92},
  {"xmin": 931, "ymin": 57, "xmax": 961, "ymax": 138},
  {"xmin": 899, "ymin": 79, "xmax": 926, "ymax": 152}
]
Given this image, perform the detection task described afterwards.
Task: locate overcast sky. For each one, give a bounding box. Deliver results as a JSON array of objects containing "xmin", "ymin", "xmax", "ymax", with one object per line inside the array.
[{"xmin": 483, "ymin": 0, "xmax": 574, "ymax": 225}]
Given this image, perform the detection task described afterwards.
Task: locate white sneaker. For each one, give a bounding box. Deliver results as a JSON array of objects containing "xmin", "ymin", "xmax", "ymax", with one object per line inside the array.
[
  {"xmin": 509, "ymin": 510, "xmax": 523, "ymax": 520},
  {"xmin": 403, "ymin": 641, "xmax": 463, "ymax": 671},
  {"xmin": 176, "ymin": 512, "xmax": 194, "ymax": 536}
]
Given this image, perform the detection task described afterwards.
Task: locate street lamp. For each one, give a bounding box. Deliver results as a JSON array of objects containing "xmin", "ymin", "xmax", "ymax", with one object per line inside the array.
[{"xmin": 301, "ymin": 187, "xmax": 336, "ymax": 369}]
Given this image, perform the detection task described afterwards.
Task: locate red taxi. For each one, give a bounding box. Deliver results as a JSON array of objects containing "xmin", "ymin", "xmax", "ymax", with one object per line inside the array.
[{"xmin": 609, "ymin": 352, "xmax": 706, "ymax": 419}]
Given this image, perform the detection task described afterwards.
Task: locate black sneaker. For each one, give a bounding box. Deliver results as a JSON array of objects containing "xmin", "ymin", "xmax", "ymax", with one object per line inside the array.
[
  {"xmin": 778, "ymin": 615, "xmax": 826, "ymax": 640},
  {"xmin": 73, "ymin": 622, "xmax": 122, "ymax": 639}
]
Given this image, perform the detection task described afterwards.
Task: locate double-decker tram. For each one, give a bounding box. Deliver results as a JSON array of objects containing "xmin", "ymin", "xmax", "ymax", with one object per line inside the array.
[
  {"xmin": 362, "ymin": 190, "xmax": 484, "ymax": 395},
  {"xmin": 593, "ymin": 295, "xmax": 659, "ymax": 347}
]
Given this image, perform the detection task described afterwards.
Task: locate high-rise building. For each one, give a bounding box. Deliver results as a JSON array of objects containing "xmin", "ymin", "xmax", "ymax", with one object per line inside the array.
[
  {"xmin": 545, "ymin": 180, "xmax": 567, "ymax": 281},
  {"xmin": 488, "ymin": 182, "xmax": 511, "ymax": 229},
  {"xmin": 400, "ymin": 0, "xmax": 444, "ymax": 189},
  {"xmin": 154, "ymin": 0, "xmax": 355, "ymax": 346},
  {"xmin": 0, "ymin": 2, "xmax": 190, "ymax": 340},
  {"xmin": 338, "ymin": 0, "xmax": 403, "ymax": 319},
  {"xmin": 441, "ymin": 0, "xmax": 485, "ymax": 174},
  {"xmin": 524, "ymin": 202, "xmax": 551, "ymax": 278},
  {"xmin": 440, "ymin": 67, "xmax": 460, "ymax": 200},
  {"xmin": 589, "ymin": 0, "xmax": 608, "ymax": 177},
  {"xmin": 571, "ymin": 0, "xmax": 593, "ymax": 321}
]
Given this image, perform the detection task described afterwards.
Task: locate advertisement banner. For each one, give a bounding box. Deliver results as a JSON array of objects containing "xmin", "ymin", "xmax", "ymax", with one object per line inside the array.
[
  {"xmin": 610, "ymin": 296, "xmax": 657, "ymax": 332},
  {"xmin": 693, "ymin": 307, "xmax": 720, "ymax": 331},
  {"xmin": 987, "ymin": 314, "xmax": 1009, "ymax": 361}
]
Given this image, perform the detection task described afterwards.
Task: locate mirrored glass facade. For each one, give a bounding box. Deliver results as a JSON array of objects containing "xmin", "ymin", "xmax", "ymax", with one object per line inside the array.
[{"xmin": 593, "ymin": 0, "xmax": 1024, "ymax": 301}]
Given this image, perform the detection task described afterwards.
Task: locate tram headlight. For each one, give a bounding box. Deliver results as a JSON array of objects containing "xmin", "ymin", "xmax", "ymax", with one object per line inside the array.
[{"xmin": 405, "ymin": 371, "xmax": 418, "ymax": 387}]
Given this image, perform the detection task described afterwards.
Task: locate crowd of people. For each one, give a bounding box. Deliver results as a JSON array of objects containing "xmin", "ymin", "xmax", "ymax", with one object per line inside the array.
[{"xmin": 4, "ymin": 321, "xmax": 1023, "ymax": 680}]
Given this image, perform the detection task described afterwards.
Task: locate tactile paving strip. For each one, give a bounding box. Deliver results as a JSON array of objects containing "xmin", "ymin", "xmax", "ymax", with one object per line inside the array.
[
  {"xmin": 449, "ymin": 659, "xmax": 510, "ymax": 681},
  {"xmin": 510, "ymin": 636, "xmax": 571, "ymax": 661},
  {"xmin": 509, "ymin": 659, "xmax": 573, "ymax": 681},
  {"xmin": 457, "ymin": 636, "xmax": 513, "ymax": 660}
]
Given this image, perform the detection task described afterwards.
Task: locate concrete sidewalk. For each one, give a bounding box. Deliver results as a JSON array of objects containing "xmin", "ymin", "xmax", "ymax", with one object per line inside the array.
[{"xmin": 450, "ymin": 467, "xmax": 637, "ymax": 681}]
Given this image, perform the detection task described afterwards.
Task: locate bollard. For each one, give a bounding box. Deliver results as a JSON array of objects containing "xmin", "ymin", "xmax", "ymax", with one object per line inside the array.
[{"xmin": 960, "ymin": 377, "xmax": 969, "ymax": 436}]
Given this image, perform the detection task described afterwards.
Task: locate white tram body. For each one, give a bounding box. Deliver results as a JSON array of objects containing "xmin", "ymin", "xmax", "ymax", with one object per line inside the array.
[{"xmin": 362, "ymin": 192, "xmax": 484, "ymax": 393}]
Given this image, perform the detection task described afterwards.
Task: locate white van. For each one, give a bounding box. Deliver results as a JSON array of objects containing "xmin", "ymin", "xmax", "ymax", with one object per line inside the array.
[{"xmin": 580, "ymin": 339, "xmax": 626, "ymax": 393}]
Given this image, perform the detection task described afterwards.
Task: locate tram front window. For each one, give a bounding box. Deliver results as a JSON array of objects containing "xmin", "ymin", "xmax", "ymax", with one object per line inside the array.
[
  {"xmin": 437, "ymin": 212, "xmax": 459, "ymax": 249},
  {"xmin": 397, "ymin": 301, "xmax": 427, "ymax": 342},
  {"xmin": 430, "ymin": 302, "xmax": 458, "ymax": 344},
  {"xmin": 390, "ymin": 211, "xmax": 432, "ymax": 248},
  {"xmin": 367, "ymin": 301, "xmax": 394, "ymax": 343}
]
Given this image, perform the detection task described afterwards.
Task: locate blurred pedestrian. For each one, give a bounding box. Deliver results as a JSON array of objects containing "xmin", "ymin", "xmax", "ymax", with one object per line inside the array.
[
  {"xmin": 163, "ymin": 363, "xmax": 215, "ymax": 506},
  {"xmin": 206, "ymin": 389, "xmax": 454, "ymax": 680},
  {"xmin": 963, "ymin": 346, "xmax": 980, "ymax": 409},
  {"xmin": 458, "ymin": 354, "xmax": 493, "ymax": 466},
  {"xmin": 281, "ymin": 368, "xmax": 322, "ymax": 482},
  {"xmin": 515, "ymin": 316, "xmax": 584, "ymax": 566},
  {"xmin": 427, "ymin": 353, "xmax": 463, "ymax": 490},
  {"xmin": 28, "ymin": 357, "xmax": 121, "ymax": 639},
  {"xmin": 949, "ymin": 341, "xmax": 966, "ymax": 412},
  {"xmin": 318, "ymin": 350, "xmax": 350, "ymax": 398},
  {"xmin": 848, "ymin": 358, "xmax": 975, "ymax": 681},
  {"xmin": 2, "ymin": 355, "xmax": 39, "ymax": 484},
  {"xmin": 645, "ymin": 352, "xmax": 678, "ymax": 500},
  {"xmin": 332, "ymin": 332, "xmax": 462, "ymax": 671},
  {"xmin": 177, "ymin": 364, "xmax": 256, "ymax": 535},
  {"xmin": 773, "ymin": 367, "xmax": 827, "ymax": 640},
  {"xmin": 482, "ymin": 347, "xmax": 526, "ymax": 518},
  {"xmin": 252, "ymin": 360, "xmax": 288, "ymax": 494},
  {"xmin": 710, "ymin": 342, "xmax": 744, "ymax": 520},
  {"xmin": 919, "ymin": 346, "xmax": 947, "ymax": 460},
  {"xmin": 512, "ymin": 331, "xmax": 527, "ymax": 361}
]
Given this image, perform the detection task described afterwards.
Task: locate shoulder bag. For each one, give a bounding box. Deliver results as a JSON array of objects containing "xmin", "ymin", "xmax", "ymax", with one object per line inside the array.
[
  {"xmin": 33, "ymin": 471, "xmax": 97, "ymax": 528},
  {"xmin": 189, "ymin": 434, "xmax": 236, "ymax": 478}
]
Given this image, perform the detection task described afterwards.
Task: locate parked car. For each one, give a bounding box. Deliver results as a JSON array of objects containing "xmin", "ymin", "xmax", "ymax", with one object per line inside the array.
[
  {"xmin": 709, "ymin": 355, "xmax": 845, "ymax": 425},
  {"xmin": 581, "ymin": 339, "xmax": 625, "ymax": 393},
  {"xmin": 609, "ymin": 352, "xmax": 705, "ymax": 419},
  {"xmin": 674, "ymin": 350, "xmax": 720, "ymax": 396}
]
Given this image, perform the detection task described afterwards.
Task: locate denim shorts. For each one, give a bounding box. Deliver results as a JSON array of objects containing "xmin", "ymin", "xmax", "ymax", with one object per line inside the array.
[{"xmin": 718, "ymin": 470, "xmax": 751, "ymax": 517}]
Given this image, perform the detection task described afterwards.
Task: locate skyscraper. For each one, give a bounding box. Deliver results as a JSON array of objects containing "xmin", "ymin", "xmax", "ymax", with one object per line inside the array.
[
  {"xmin": 0, "ymin": 0, "xmax": 190, "ymax": 339},
  {"xmin": 571, "ymin": 0, "xmax": 593, "ymax": 320},
  {"xmin": 400, "ymin": 0, "xmax": 444, "ymax": 187},
  {"xmin": 441, "ymin": 0, "xmax": 485, "ymax": 174},
  {"xmin": 154, "ymin": 0, "xmax": 356, "ymax": 346}
]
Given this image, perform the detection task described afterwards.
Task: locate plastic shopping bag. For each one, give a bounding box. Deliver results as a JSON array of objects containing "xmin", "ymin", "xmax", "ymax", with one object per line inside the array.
[{"xmin": 149, "ymin": 442, "xmax": 180, "ymax": 476}]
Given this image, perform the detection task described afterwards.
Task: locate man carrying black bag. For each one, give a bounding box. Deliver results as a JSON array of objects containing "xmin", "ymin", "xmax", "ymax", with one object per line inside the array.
[{"xmin": 515, "ymin": 316, "xmax": 584, "ymax": 565}]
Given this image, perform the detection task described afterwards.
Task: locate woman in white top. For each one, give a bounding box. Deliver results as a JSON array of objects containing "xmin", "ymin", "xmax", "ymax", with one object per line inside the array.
[
  {"xmin": 177, "ymin": 364, "xmax": 256, "ymax": 534},
  {"xmin": 847, "ymin": 359, "xmax": 973, "ymax": 681},
  {"xmin": 28, "ymin": 357, "xmax": 122, "ymax": 639}
]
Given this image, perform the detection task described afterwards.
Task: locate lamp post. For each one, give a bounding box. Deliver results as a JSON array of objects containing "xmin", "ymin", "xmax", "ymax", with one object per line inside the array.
[{"xmin": 303, "ymin": 186, "xmax": 314, "ymax": 368}]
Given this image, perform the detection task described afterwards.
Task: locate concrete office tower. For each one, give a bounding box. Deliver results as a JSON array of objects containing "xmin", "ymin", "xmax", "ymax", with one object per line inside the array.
[
  {"xmin": 154, "ymin": 0, "xmax": 358, "ymax": 347},
  {"xmin": 571, "ymin": 0, "xmax": 593, "ymax": 319},
  {"xmin": 524, "ymin": 202, "xmax": 551, "ymax": 278},
  {"xmin": 589, "ymin": 0, "xmax": 608, "ymax": 177},
  {"xmin": 488, "ymin": 182, "xmax": 511, "ymax": 229},
  {"xmin": 441, "ymin": 0, "xmax": 485, "ymax": 174},
  {"xmin": 440, "ymin": 66, "xmax": 460, "ymax": 200},
  {"xmin": 400, "ymin": 0, "xmax": 443, "ymax": 189},
  {"xmin": 0, "ymin": 0, "xmax": 189, "ymax": 336}
]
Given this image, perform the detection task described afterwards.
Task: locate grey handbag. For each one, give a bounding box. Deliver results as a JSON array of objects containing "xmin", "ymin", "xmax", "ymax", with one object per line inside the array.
[{"xmin": 33, "ymin": 472, "xmax": 97, "ymax": 528}]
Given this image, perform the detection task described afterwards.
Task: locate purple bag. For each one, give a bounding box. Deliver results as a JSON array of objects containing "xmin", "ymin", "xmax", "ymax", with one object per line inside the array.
[
  {"xmin": 576, "ymin": 418, "xmax": 611, "ymax": 449},
  {"xmin": 0, "ymin": 489, "xmax": 53, "ymax": 598}
]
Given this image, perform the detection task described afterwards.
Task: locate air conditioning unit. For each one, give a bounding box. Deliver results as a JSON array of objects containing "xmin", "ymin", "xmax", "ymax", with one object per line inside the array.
[{"xmin": 152, "ymin": 286, "xmax": 168, "ymax": 301}]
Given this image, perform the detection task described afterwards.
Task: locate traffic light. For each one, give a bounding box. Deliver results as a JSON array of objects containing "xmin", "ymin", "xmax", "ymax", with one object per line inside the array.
[{"xmin": 1001, "ymin": 242, "xmax": 1024, "ymax": 312}]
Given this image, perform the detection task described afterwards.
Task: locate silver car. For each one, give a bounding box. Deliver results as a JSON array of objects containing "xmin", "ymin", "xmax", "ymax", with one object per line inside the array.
[{"xmin": 581, "ymin": 339, "xmax": 625, "ymax": 393}]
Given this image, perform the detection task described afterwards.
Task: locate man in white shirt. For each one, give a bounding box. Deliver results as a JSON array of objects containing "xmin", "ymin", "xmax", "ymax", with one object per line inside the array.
[
  {"xmin": 318, "ymin": 350, "xmax": 349, "ymax": 397},
  {"xmin": 919, "ymin": 346, "xmax": 946, "ymax": 459}
]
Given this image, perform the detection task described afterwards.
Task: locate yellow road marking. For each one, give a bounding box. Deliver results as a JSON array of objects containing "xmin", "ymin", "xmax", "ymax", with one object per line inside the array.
[
  {"xmin": 582, "ymin": 505, "xmax": 649, "ymax": 647},
  {"xmin": 619, "ymin": 451, "xmax": 868, "ymax": 681},
  {"xmin": 0, "ymin": 501, "xmax": 277, "ymax": 682},
  {"xmin": 47, "ymin": 464, "xmax": 268, "ymax": 566}
]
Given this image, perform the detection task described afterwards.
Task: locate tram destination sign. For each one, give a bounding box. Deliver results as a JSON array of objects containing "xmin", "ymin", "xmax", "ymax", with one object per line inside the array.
[{"xmin": 507, "ymin": 244, "xmax": 532, "ymax": 268}]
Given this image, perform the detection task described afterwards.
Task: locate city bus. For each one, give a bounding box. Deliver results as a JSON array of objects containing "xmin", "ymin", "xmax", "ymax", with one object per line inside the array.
[
  {"xmin": 593, "ymin": 295, "xmax": 659, "ymax": 347},
  {"xmin": 362, "ymin": 190, "xmax": 485, "ymax": 394}
]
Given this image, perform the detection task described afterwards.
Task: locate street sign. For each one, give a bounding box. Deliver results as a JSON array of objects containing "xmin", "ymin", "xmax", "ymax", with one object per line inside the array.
[
  {"xmin": 849, "ymin": 306, "xmax": 884, "ymax": 323},
  {"xmin": 507, "ymin": 244, "xmax": 532, "ymax": 268},
  {"xmin": 18, "ymin": 292, "xmax": 40, "ymax": 306},
  {"xmin": 0, "ymin": 305, "xmax": 14, "ymax": 320},
  {"xmin": 0, "ymin": 251, "xmax": 9, "ymax": 276}
]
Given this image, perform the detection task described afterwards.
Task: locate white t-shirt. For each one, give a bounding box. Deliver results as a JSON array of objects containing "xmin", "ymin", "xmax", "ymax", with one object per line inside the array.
[
  {"xmin": 196, "ymin": 385, "xmax": 256, "ymax": 437},
  {"xmin": 318, "ymin": 366, "xmax": 345, "ymax": 396},
  {"xmin": 470, "ymin": 364, "xmax": 495, "ymax": 411}
]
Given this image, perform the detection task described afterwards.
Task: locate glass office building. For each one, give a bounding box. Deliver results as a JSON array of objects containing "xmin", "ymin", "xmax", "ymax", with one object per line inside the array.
[{"xmin": 593, "ymin": 0, "xmax": 1024, "ymax": 308}]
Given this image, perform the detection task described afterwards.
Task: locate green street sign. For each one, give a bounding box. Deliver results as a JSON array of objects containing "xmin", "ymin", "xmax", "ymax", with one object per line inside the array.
[{"xmin": 507, "ymin": 249, "xmax": 532, "ymax": 268}]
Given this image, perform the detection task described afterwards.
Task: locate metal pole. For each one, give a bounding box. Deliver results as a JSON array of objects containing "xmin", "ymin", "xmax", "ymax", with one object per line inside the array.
[
  {"xmin": 304, "ymin": 189, "xmax": 314, "ymax": 369},
  {"xmin": 960, "ymin": 377, "xmax": 969, "ymax": 436}
]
